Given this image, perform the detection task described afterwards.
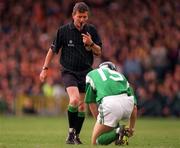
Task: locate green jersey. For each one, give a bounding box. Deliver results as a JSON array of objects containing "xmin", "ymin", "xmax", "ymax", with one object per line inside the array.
[{"xmin": 85, "ymin": 67, "xmax": 137, "ymax": 104}]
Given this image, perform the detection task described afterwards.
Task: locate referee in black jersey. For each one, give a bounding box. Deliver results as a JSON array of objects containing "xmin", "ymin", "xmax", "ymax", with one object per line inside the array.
[{"xmin": 40, "ymin": 2, "xmax": 102, "ymax": 144}]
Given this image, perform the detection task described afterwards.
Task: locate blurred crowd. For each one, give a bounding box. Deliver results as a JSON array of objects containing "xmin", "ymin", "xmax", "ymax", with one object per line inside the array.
[{"xmin": 0, "ymin": 0, "xmax": 180, "ymax": 116}]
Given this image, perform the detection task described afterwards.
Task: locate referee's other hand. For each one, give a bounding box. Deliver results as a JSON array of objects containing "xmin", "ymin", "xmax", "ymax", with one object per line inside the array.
[{"xmin": 39, "ymin": 70, "xmax": 47, "ymax": 82}]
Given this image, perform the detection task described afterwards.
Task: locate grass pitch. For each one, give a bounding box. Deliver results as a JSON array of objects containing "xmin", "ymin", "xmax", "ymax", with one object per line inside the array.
[{"xmin": 0, "ymin": 116, "xmax": 180, "ymax": 148}]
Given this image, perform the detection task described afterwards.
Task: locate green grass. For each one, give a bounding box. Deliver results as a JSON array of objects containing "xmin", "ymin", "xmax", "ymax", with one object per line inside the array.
[{"xmin": 0, "ymin": 116, "xmax": 180, "ymax": 148}]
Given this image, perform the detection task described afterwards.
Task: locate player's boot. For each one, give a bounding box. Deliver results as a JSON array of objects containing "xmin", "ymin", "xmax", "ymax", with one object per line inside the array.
[
  {"xmin": 74, "ymin": 134, "xmax": 83, "ymax": 144},
  {"xmin": 115, "ymin": 125, "xmax": 129, "ymax": 145},
  {"xmin": 66, "ymin": 129, "xmax": 75, "ymax": 144}
]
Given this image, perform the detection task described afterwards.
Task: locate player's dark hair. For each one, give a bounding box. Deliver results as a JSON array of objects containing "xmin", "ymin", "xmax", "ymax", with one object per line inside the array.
[
  {"xmin": 99, "ymin": 61, "xmax": 117, "ymax": 71},
  {"xmin": 72, "ymin": 2, "xmax": 89, "ymax": 15}
]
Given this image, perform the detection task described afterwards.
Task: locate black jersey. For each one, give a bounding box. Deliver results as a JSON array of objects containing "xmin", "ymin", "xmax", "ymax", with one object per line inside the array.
[{"xmin": 51, "ymin": 22, "xmax": 102, "ymax": 71}]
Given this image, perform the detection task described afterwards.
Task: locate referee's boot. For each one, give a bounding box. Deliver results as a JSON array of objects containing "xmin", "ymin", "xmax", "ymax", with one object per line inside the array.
[
  {"xmin": 74, "ymin": 134, "xmax": 83, "ymax": 144},
  {"xmin": 66, "ymin": 128, "xmax": 75, "ymax": 144}
]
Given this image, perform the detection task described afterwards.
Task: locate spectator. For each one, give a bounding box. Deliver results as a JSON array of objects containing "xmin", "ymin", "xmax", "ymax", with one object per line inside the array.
[{"xmin": 0, "ymin": 0, "xmax": 179, "ymax": 117}]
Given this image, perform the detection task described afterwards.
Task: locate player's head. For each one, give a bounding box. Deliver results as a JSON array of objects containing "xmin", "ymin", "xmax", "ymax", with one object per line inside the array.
[{"xmin": 99, "ymin": 61, "xmax": 117, "ymax": 71}]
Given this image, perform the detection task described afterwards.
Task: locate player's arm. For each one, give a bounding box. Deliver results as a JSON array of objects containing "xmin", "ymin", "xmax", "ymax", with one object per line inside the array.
[
  {"xmin": 128, "ymin": 105, "xmax": 137, "ymax": 137},
  {"xmin": 127, "ymin": 84, "xmax": 137, "ymax": 136},
  {"xmin": 89, "ymin": 103, "xmax": 98, "ymax": 119},
  {"xmin": 85, "ymin": 76, "xmax": 98, "ymax": 119}
]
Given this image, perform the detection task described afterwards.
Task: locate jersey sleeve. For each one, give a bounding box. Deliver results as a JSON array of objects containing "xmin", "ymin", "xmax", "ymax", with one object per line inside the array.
[
  {"xmin": 51, "ymin": 28, "xmax": 63, "ymax": 54},
  {"xmin": 85, "ymin": 83, "xmax": 97, "ymax": 104},
  {"xmin": 85, "ymin": 74, "xmax": 97, "ymax": 104}
]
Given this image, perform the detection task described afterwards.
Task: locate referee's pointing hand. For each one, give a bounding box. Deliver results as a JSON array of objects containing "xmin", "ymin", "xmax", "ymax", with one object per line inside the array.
[{"xmin": 82, "ymin": 32, "xmax": 93, "ymax": 46}]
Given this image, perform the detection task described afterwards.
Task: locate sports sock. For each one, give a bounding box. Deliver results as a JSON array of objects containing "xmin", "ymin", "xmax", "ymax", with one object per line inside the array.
[
  {"xmin": 75, "ymin": 112, "xmax": 85, "ymax": 135},
  {"xmin": 96, "ymin": 129, "xmax": 118, "ymax": 145},
  {"xmin": 67, "ymin": 105, "xmax": 78, "ymax": 131}
]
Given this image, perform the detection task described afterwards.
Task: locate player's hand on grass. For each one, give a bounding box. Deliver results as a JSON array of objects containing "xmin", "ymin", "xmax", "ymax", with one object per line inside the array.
[{"xmin": 124, "ymin": 126, "xmax": 134, "ymax": 137}]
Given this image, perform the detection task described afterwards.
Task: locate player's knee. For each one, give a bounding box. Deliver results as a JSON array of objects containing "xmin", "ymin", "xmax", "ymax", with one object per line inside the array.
[
  {"xmin": 95, "ymin": 136, "xmax": 107, "ymax": 145},
  {"xmin": 94, "ymin": 136, "xmax": 104, "ymax": 145}
]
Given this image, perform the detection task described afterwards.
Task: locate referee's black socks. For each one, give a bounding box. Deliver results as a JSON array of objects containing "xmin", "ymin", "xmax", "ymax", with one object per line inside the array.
[
  {"xmin": 67, "ymin": 105, "xmax": 85, "ymax": 135},
  {"xmin": 67, "ymin": 105, "xmax": 78, "ymax": 132},
  {"xmin": 76, "ymin": 112, "xmax": 85, "ymax": 135}
]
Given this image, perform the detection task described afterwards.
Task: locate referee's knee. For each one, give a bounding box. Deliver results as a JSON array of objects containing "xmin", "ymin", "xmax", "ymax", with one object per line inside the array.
[{"xmin": 69, "ymin": 98, "xmax": 79, "ymax": 107}]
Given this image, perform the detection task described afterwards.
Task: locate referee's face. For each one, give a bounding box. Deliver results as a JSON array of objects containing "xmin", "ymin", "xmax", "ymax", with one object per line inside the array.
[{"xmin": 73, "ymin": 11, "xmax": 88, "ymax": 31}]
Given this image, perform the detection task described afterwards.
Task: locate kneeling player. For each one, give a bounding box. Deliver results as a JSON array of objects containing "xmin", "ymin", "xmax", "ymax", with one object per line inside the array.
[{"xmin": 85, "ymin": 62, "xmax": 137, "ymax": 145}]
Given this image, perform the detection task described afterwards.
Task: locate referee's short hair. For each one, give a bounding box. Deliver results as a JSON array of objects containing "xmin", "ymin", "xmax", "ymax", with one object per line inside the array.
[{"xmin": 72, "ymin": 2, "xmax": 89, "ymax": 15}]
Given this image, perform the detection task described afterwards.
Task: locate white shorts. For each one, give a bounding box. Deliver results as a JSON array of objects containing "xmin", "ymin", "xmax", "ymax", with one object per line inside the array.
[{"xmin": 97, "ymin": 94, "xmax": 134, "ymax": 127}]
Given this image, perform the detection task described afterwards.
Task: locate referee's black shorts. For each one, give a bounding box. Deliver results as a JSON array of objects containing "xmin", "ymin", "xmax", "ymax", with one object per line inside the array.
[{"xmin": 61, "ymin": 67, "xmax": 92, "ymax": 93}]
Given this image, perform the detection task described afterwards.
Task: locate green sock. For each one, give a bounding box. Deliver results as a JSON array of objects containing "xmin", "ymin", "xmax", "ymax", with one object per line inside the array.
[
  {"xmin": 68, "ymin": 105, "xmax": 78, "ymax": 112},
  {"xmin": 96, "ymin": 129, "xmax": 118, "ymax": 145}
]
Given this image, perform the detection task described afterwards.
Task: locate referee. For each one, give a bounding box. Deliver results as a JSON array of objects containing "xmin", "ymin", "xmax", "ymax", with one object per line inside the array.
[{"xmin": 39, "ymin": 2, "xmax": 102, "ymax": 144}]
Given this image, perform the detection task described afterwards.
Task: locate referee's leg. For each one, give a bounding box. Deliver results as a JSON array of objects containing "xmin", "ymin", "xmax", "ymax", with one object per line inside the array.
[{"xmin": 66, "ymin": 86, "xmax": 80, "ymax": 144}]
